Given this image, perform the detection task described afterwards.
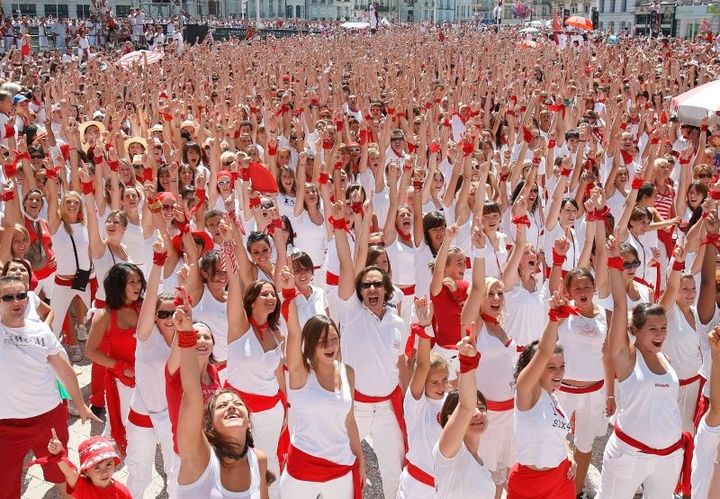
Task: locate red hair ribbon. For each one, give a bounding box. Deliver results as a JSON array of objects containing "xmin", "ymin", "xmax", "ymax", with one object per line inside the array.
[
  {"xmin": 1, "ymin": 189, "xmax": 15, "ymax": 201},
  {"xmin": 512, "ymin": 215, "xmax": 531, "ymax": 228},
  {"xmin": 177, "ymin": 329, "xmax": 198, "ymax": 348},
  {"xmin": 548, "ymin": 304, "xmax": 581, "ymax": 322},
  {"xmin": 264, "ymin": 217, "xmax": 283, "ymax": 236},
  {"xmin": 280, "ymin": 287, "xmax": 299, "ymax": 322},
  {"xmin": 4, "ymin": 123, "xmax": 15, "ymax": 139},
  {"xmin": 152, "ymin": 251, "xmax": 167, "ymax": 267},
  {"xmin": 459, "ymin": 352, "xmax": 480, "ymax": 373},
  {"xmin": 59, "ymin": 143, "xmax": 70, "ymax": 161},
  {"xmin": 249, "ymin": 196, "xmax": 261, "ymax": 209},
  {"xmin": 3, "ymin": 161, "xmax": 17, "ymax": 178},
  {"xmin": 607, "ymin": 256, "xmax": 625, "ymax": 271},
  {"xmin": 328, "ymin": 216, "xmax": 349, "ymax": 231}
]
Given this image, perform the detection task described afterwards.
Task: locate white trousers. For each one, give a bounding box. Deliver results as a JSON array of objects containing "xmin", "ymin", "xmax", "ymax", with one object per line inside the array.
[
  {"xmin": 396, "ymin": 468, "xmax": 434, "ymax": 499},
  {"xmin": 555, "ymin": 384, "xmax": 608, "ymax": 453},
  {"xmin": 251, "ymin": 402, "xmax": 284, "ymax": 498},
  {"xmin": 355, "ymin": 400, "xmax": 404, "ymax": 499},
  {"xmin": 36, "ymin": 272, "xmax": 56, "ymax": 299},
  {"xmin": 597, "ymin": 435, "xmax": 683, "ymax": 499},
  {"xmin": 102, "ymin": 380, "xmax": 132, "ymax": 439},
  {"xmin": 49, "ymin": 280, "xmax": 91, "ymax": 339},
  {"xmin": 278, "ymin": 470, "xmax": 353, "ymax": 498},
  {"xmin": 126, "ymin": 409, "xmax": 178, "ymax": 499}
]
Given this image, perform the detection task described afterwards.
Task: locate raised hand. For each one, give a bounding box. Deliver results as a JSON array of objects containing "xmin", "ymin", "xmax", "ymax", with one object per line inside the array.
[{"xmin": 414, "ymin": 296, "xmax": 434, "ymax": 328}]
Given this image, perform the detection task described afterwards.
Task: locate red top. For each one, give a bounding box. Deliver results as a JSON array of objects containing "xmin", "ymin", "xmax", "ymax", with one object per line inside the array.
[
  {"xmin": 67, "ymin": 477, "xmax": 132, "ymax": 498},
  {"xmin": 104, "ymin": 306, "xmax": 139, "ymax": 367},
  {"xmin": 165, "ymin": 362, "xmax": 221, "ymax": 453},
  {"xmin": 23, "ymin": 216, "xmax": 57, "ymax": 276},
  {"xmin": 430, "ymin": 280, "xmax": 469, "ymax": 348}
]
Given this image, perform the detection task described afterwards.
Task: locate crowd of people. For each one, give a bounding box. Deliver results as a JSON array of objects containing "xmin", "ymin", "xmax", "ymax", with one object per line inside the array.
[{"xmin": 2, "ymin": 22, "xmax": 720, "ymax": 499}]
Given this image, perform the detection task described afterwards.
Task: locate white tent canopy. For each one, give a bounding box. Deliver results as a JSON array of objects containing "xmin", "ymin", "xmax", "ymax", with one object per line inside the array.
[{"xmin": 670, "ymin": 78, "xmax": 720, "ymax": 126}]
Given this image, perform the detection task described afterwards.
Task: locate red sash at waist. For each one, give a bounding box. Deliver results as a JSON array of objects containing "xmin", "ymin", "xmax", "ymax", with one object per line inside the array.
[
  {"xmin": 34, "ymin": 260, "xmax": 56, "ymax": 280},
  {"xmin": 326, "ymin": 271, "xmax": 339, "ymax": 286},
  {"xmin": 54, "ymin": 275, "xmax": 73, "ymax": 286},
  {"xmin": 558, "ymin": 380, "xmax": 604, "ymax": 395},
  {"xmin": 679, "ymin": 373, "xmax": 702, "ymax": 387},
  {"xmin": 400, "ymin": 285, "xmax": 415, "ymax": 296},
  {"xmin": 286, "ymin": 444, "xmax": 360, "ymax": 499},
  {"xmin": 224, "ymin": 382, "xmax": 285, "ymax": 413},
  {"xmin": 106, "ymin": 370, "xmax": 135, "ymax": 456},
  {"xmin": 406, "ymin": 461, "xmax": 434, "ymax": 487},
  {"xmin": 486, "ymin": 398, "xmax": 514, "ymax": 412},
  {"xmin": 354, "ymin": 386, "xmax": 408, "ymax": 453},
  {"xmin": 507, "ymin": 459, "xmax": 575, "ymax": 499},
  {"xmin": 613, "ymin": 423, "xmax": 693, "ymax": 496},
  {"xmin": 128, "ymin": 408, "xmax": 153, "ymax": 428}
]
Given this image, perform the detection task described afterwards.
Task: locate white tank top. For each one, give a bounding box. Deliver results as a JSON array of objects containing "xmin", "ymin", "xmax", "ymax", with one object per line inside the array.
[
  {"xmin": 194, "ymin": 288, "xmax": 229, "ymax": 362},
  {"xmin": 514, "ymin": 390, "xmax": 570, "ymax": 468},
  {"xmin": 543, "ymin": 224, "xmax": 579, "ymax": 272},
  {"xmin": 616, "ymin": 352, "xmax": 681, "ymax": 448},
  {"xmin": 504, "ymin": 283, "xmax": 548, "ymax": 347},
  {"xmin": 483, "ymin": 233, "xmax": 510, "ymax": 280},
  {"xmin": 51, "ymin": 223, "xmax": 91, "ymax": 275},
  {"xmin": 432, "ymin": 443, "xmax": 495, "ymax": 499},
  {"xmin": 123, "ymin": 221, "xmax": 147, "ymax": 270},
  {"xmin": 226, "ymin": 328, "xmax": 282, "ymax": 396},
  {"xmin": 557, "ymin": 307, "xmax": 607, "ymax": 381},
  {"xmin": 664, "ymin": 304, "xmax": 702, "ymax": 380},
  {"xmin": 292, "ymin": 211, "xmax": 327, "ymax": 268},
  {"xmin": 94, "ymin": 245, "xmax": 129, "ymax": 302},
  {"xmin": 287, "ymin": 362, "xmax": 354, "ymax": 465},
  {"xmin": 404, "ymin": 392, "xmax": 445, "ymax": 476},
  {"xmin": 475, "ymin": 324, "xmax": 516, "ymax": 402},
  {"xmin": 324, "ymin": 233, "xmax": 355, "ymax": 281},
  {"xmin": 413, "ymin": 242, "xmax": 434, "ymax": 299},
  {"xmin": 131, "ymin": 326, "xmax": 170, "ymax": 414},
  {"xmin": 176, "ymin": 447, "xmax": 261, "ymax": 499},
  {"xmin": 385, "ymin": 239, "xmax": 415, "ymax": 285}
]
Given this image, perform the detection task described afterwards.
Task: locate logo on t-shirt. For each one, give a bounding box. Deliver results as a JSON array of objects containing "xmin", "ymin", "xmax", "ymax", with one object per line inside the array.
[{"xmin": 4, "ymin": 333, "xmax": 47, "ymax": 347}]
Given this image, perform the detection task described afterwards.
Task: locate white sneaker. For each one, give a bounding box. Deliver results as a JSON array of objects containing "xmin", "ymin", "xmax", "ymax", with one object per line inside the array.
[{"xmin": 75, "ymin": 324, "xmax": 88, "ymax": 342}]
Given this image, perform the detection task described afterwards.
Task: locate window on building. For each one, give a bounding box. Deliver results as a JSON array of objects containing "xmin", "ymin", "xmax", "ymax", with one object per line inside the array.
[
  {"xmin": 620, "ymin": 0, "xmax": 626, "ymax": 12},
  {"xmin": 608, "ymin": 0, "xmax": 615, "ymax": 12},
  {"xmin": 76, "ymin": 5, "xmax": 91, "ymax": 18},
  {"xmin": 45, "ymin": 5, "xmax": 70, "ymax": 17},
  {"xmin": 599, "ymin": 0, "xmax": 605, "ymax": 12},
  {"xmin": 11, "ymin": 3, "xmax": 37, "ymax": 16},
  {"xmin": 116, "ymin": 5, "xmax": 132, "ymax": 17}
]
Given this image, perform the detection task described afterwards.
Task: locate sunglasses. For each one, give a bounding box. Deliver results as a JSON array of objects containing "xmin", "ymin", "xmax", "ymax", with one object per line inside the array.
[
  {"xmin": 623, "ymin": 260, "xmax": 642, "ymax": 270},
  {"xmin": 161, "ymin": 204, "xmax": 175, "ymax": 211},
  {"xmin": 156, "ymin": 310, "xmax": 173, "ymax": 319},
  {"xmin": 1, "ymin": 292, "xmax": 28, "ymax": 302},
  {"xmin": 360, "ymin": 281, "xmax": 384, "ymax": 290},
  {"xmin": 30, "ymin": 154, "xmax": 44, "ymax": 159},
  {"xmin": 697, "ymin": 173, "xmax": 712, "ymax": 179},
  {"xmin": 218, "ymin": 180, "xmax": 230, "ymax": 186}
]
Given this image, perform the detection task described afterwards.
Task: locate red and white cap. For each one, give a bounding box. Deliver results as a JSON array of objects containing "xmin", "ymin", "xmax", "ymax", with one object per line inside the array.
[{"xmin": 78, "ymin": 436, "xmax": 121, "ymax": 472}]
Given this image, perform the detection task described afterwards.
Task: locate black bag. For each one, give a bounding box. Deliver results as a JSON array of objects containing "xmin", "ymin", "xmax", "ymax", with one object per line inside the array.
[{"xmin": 68, "ymin": 229, "xmax": 92, "ymax": 292}]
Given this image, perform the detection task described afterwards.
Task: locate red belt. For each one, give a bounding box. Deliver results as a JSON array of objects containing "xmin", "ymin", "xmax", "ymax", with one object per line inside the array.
[
  {"xmin": 224, "ymin": 382, "xmax": 285, "ymax": 413},
  {"xmin": 326, "ymin": 271, "xmax": 339, "ymax": 286},
  {"xmin": 406, "ymin": 461, "xmax": 434, "ymax": 487},
  {"xmin": 559, "ymin": 380, "xmax": 604, "ymax": 394},
  {"xmin": 128, "ymin": 408, "xmax": 153, "ymax": 428},
  {"xmin": 486, "ymin": 398, "xmax": 514, "ymax": 412},
  {"xmin": 54, "ymin": 275, "xmax": 73, "ymax": 286},
  {"xmin": 400, "ymin": 285, "xmax": 415, "ymax": 296},
  {"xmin": 679, "ymin": 373, "xmax": 702, "ymax": 387},
  {"xmin": 354, "ymin": 386, "xmax": 408, "ymax": 453},
  {"xmin": 35, "ymin": 261, "xmax": 56, "ymax": 280},
  {"xmin": 286, "ymin": 444, "xmax": 361, "ymax": 498},
  {"xmin": 613, "ymin": 423, "xmax": 693, "ymax": 496}
]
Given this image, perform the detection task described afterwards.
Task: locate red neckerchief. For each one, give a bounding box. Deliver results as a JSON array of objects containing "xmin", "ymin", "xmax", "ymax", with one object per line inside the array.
[
  {"xmin": 398, "ymin": 230, "xmax": 412, "ymax": 244},
  {"xmin": 249, "ymin": 316, "xmax": 269, "ymax": 341}
]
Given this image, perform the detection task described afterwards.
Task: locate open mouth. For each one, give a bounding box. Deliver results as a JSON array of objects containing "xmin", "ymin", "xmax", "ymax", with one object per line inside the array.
[
  {"xmin": 489, "ymin": 304, "xmax": 501, "ymax": 312},
  {"xmin": 197, "ymin": 344, "xmax": 209, "ymax": 353},
  {"xmin": 651, "ymin": 340, "xmax": 663, "ymax": 348}
]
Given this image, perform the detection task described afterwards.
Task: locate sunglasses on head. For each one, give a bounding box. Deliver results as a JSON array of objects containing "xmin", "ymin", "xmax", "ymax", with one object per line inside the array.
[
  {"xmin": 156, "ymin": 310, "xmax": 173, "ymax": 319},
  {"xmin": 1, "ymin": 292, "xmax": 28, "ymax": 302},
  {"xmin": 360, "ymin": 281, "xmax": 384, "ymax": 290}
]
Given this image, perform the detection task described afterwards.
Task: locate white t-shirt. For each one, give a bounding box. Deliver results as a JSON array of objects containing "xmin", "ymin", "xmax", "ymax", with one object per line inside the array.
[
  {"xmin": 432, "ymin": 443, "xmax": 495, "ymax": 498},
  {"xmin": 0, "ymin": 319, "xmax": 63, "ymax": 419}
]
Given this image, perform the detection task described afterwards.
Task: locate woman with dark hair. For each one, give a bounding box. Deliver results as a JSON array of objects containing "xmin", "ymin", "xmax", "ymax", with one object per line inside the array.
[
  {"xmin": 506, "ymin": 179, "xmax": 543, "ymax": 248},
  {"xmin": 276, "ymin": 165, "xmax": 297, "ymax": 219},
  {"xmin": 544, "ymin": 156, "xmax": 581, "ymax": 274},
  {"xmin": 86, "ymin": 262, "xmax": 146, "ymax": 458},
  {"xmin": 292, "ymin": 153, "xmax": 327, "ymax": 271},
  {"xmin": 225, "ymin": 221, "xmax": 286, "ymax": 493},
  {"xmin": 333, "ymin": 200, "xmax": 409, "ymax": 498},
  {"xmin": 412, "ymin": 210, "xmax": 447, "ymax": 298},
  {"xmin": 173, "ymin": 296, "xmax": 270, "ymax": 499},
  {"xmin": 596, "ymin": 237, "xmax": 690, "ymax": 498},
  {"xmin": 597, "ymin": 242, "xmax": 654, "ymax": 312},
  {"xmin": 278, "ymin": 267, "xmax": 365, "ymax": 497},
  {"xmin": 432, "ymin": 328, "xmax": 494, "ymax": 498},
  {"xmin": 507, "ymin": 292, "xmax": 576, "ymax": 498},
  {"xmin": 122, "ymin": 238, "xmax": 180, "ymax": 498}
]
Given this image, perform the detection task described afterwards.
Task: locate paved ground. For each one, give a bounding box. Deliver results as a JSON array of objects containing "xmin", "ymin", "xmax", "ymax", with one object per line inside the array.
[{"xmin": 21, "ymin": 353, "xmax": 617, "ymax": 499}]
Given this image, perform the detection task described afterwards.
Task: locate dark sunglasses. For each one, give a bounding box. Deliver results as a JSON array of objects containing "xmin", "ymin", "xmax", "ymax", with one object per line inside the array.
[
  {"xmin": 1, "ymin": 292, "xmax": 28, "ymax": 302},
  {"xmin": 697, "ymin": 173, "xmax": 712, "ymax": 179},
  {"xmin": 360, "ymin": 281, "xmax": 384, "ymax": 290},
  {"xmin": 623, "ymin": 260, "xmax": 642, "ymax": 270},
  {"xmin": 156, "ymin": 310, "xmax": 173, "ymax": 319}
]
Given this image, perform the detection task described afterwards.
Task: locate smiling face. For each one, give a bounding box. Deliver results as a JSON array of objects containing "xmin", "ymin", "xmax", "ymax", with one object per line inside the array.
[
  {"xmin": 481, "ymin": 280, "xmax": 505, "ymax": 316},
  {"xmin": 291, "ymin": 261, "xmax": 313, "ymax": 289},
  {"xmin": 313, "ymin": 325, "xmax": 340, "ymax": 367},
  {"xmin": 105, "ymin": 213, "xmax": 126, "ymax": 240},
  {"xmin": 0, "ymin": 280, "xmax": 28, "ymax": 323},
  {"xmin": 249, "ymin": 240, "xmax": 272, "ymax": 267},
  {"xmin": 540, "ymin": 352, "xmax": 565, "ymax": 392},
  {"xmin": 633, "ymin": 313, "xmax": 667, "ymax": 354},
  {"xmin": 629, "ymin": 215, "xmax": 650, "ymax": 235},
  {"xmin": 122, "ymin": 188, "xmax": 140, "ymax": 211},
  {"xmin": 196, "ymin": 325, "xmax": 214, "ymax": 359},
  {"xmin": 425, "ymin": 365, "xmax": 449, "ymax": 400},
  {"xmin": 85, "ymin": 457, "xmax": 116, "ymax": 488},
  {"xmin": 519, "ymin": 246, "xmax": 540, "ymax": 276},
  {"xmin": 124, "ymin": 270, "xmax": 143, "ymax": 304},
  {"xmin": 446, "ymin": 251, "xmax": 467, "ymax": 281},
  {"xmin": 212, "ymin": 391, "xmax": 250, "ymax": 436},
  {"xmin": 558, "ymin": 201, "xmax": 578, "ymax": 228},
  {"xmin": 677, "ymin": 276, "xmax": 697, "ymax": 307},
  {"xmin": 155, "ymin": 300, "xmax": 176, "ymax": 339},
  {"xmin": 466, "ymin": 399, "xmax": 488, "ymax": 436},
  {"xmin": 23, "ymin": 191, "xmax": 43, "ymax": 217},
  {"xmin": 11, "ymin": 231, "xmax": 28, "ymax": 258},
  {"xmin": 252, "ymin": 283, "xmax": 278, "ymax": 316}
]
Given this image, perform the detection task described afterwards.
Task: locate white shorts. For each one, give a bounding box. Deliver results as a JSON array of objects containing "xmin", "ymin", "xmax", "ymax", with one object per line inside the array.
[
  {"xmin": 555, "ymin": 383, "xmax": 608, "ymax": 453},
  {"xmin": 478, "ymin": 408, "xmax": 515, "ymax": 476}
]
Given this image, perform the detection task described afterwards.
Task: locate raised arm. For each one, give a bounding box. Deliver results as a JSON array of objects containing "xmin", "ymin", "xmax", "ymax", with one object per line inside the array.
[
  {"xmin": 408, "ymin": 297, "xmax": 435, "ymax": 400},
  {"xmin": 280, "ymin": 267, "xmax": 307, "ymax": 390},
  {"xmin": 705, "ymin": 327, "xmax": 720, "ymax": 427},
  {"xmin": 136, "ymin": 238, "xmax": 166, "ymax": 342},
  {"xmin": 430, "ymin": 225, "xmax": 458, "ymax": 297},
  {"xmin": 606, "ymin": 236, "xmax": 634, "ymax": 379},
  {"xmin": 333, "ymin": 201, "xmax": 355, "ymax": 301},
  {"xmin": 225, "ymin": 224, "xmax": 251, "ymax": 344},
  {"xmin": 699, "ymin": 213, "xmax": 720, "ymax": 325},
  {"xmin": 460, "ymin": 226, "xmax": 486, "ymax": 326},
  {"xmin": 658, "ymin": 244, "xmax": 687, "ymax": 311}
]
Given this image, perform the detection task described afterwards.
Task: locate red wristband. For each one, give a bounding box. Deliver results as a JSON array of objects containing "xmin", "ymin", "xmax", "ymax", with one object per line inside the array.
[
  {"xmin": 81, "ymin": 181, "xmax": 94, "ymax": 195},
  {"xmin": 107, "ymin": 160, "xmax": 119, "ymax": 172},
  {"xmin": 15, "ymin": 150, "xmax": 30, "ymax": 161},
  {"xmin": 552, "ymin": 249, "xmax": 566, "ymax": 267},
  {"xmin": 410, "ymin": 323, "xmax": 433, "ymax": 340},
  {"xmin": 672, "ymin": 259, "xmax": 685, "ymax": 272},
  {"xmin": 549, "ymin": 304, "xmax": 581, "ymax": 322},
  {"xmin": 651, "ymin": 137, "xmax": 660, "ymax": 145},
  {"xmin": 631, "ymin": 177, "xmax": 644, "ymax": 190},
  {"xmin": 710, "ymin": 190, "xmax": 720, "ymax": 201},
  {"xmin": 1, "ymin": 189, "xmax": 15, "ymax": 201},
  {"xmin": 282, "ymin": 288, "xmax": 299, "ymax": 301},
  {"xmin": 607, "ymin": 256, "xmax": 625, "ymax": 271},
  {"xmin": 329, "ymin": 216, "xmax": 348, "ymax": 231},
  {"xmin": 548, "ymin": 140, "xmax": 556, "ymax": 149},
  {"xmin": 560, "ymin": 167, "xmax": 572, "ymax": 177},
  {"xmin": 153, "ymin": 251, "xmax": 168, "ymax": 266},
  {"xmin": 248, "ymin": 196, "xmax": 261, "ymax": 209},
  {"xmin": 512, "ymin": 215, "xmax": 531, "ymax": 228},
  {"xmin": 318, "ymin": 172, "xmax": 330, "ymax": 185},
  {"xmin": 267, "ymin": 145, "xmax": 277, "ymax": 156},
  {"xmin": 459, "ymin": 352, "xmax": 480, "ymax": 373},
  {"xmin": 177, "ymin": 329, "xmax": 198, "ymax": 348},
  {"xmin": 176, "ymin": 220, "xmax": 190, "ymax": 234}
]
